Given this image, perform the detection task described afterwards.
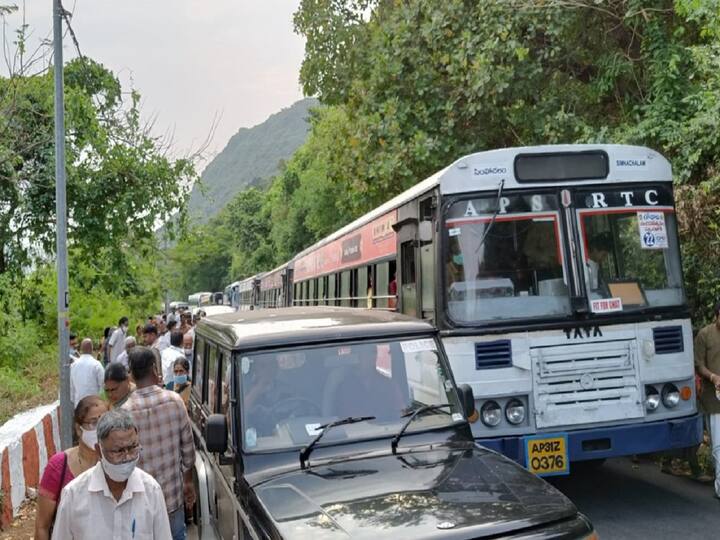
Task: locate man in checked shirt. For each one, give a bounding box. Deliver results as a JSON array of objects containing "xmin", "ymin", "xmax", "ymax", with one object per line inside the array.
[{"xmin": 124, "ymin": 346, "xmax": 196, "ymax": 540}]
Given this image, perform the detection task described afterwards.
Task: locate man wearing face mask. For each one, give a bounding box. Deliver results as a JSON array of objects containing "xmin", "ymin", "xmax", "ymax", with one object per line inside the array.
[
  {"xmin": 123, "ymin": 347, "xmax": 196, "ymax": 540},
  {"xmin": 51, "ymin": 409, "xmax": 171, "ymax": 539},
  {"xmin": 182, "ymin": 333, "xmax": 193, "ymax": 368},
  {"xmin": 107, "ymin": 316, "xmax": 129, "ymax": 365}
]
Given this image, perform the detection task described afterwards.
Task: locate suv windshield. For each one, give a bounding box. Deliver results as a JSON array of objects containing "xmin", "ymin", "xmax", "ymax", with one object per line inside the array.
[
  {"xmin": 444, "ymin": 193, "xmax": 571, "ymax": 323},
  {"xmin": 239, "ymin": 338, "xmax": 462, "ymax": 451},
  {"xmin": 576, "ymin": 187, "xmax": 685, "ymax": 312}
]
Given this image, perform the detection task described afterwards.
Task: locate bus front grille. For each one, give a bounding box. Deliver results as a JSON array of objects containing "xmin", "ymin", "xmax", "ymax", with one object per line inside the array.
[{"xmin": 531, "ymin": 339, "xmax": 644, "ymax": 429}]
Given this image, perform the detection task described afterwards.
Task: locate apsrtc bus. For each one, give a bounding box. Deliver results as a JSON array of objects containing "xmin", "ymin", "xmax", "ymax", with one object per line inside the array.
[
  {"xmin": 188, "ymin": 291, "xmax": 212, "ymax": 307},
  {"xmin": 227, "ymin": 145, "xmax": 701, "ymax": 474}
]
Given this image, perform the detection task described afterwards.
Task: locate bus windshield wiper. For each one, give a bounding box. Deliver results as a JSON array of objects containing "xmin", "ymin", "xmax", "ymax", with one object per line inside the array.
[
  {"xmin": 474, "ymin": 178, "xmax": 505, "ymax": 255},
  {"xmin": 391, "ymin": 404, "xmax": 452, "ymax": 455},
  {"xmin": 300, "ymin": 416, "xmax": 375, "ymax": 469}
]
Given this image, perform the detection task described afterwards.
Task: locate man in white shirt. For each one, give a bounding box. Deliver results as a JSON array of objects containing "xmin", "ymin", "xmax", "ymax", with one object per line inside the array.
[
  {"xmin": 161, "ymin": 331, "xmax": 186, "ymax": 387},
  {"xmin": 107, "ymin": 316, "xmax": 129, "ymax": 364},
  {"xmin": 157, "ymin": 319, "xmax": 176, "ymax": 352},
  {"xmin": 51, "ymin": 409, "xmax": 171, "ymax": 539},
  {"xmin": 70, "ymin": 339, "xmax": 104, "ymax": 406},
  {"xmin": 115, "ymin": 336, "xmax": 136, "ymax": 370}
]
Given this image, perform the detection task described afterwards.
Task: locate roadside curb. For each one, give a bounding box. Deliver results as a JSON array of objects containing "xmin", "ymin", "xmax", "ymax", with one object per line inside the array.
[{"xmin": 0, "ymin": 402, "xmax": 60, "ymax": 530}]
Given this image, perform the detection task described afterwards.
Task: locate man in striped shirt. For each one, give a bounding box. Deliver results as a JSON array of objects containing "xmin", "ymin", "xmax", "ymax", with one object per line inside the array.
[{"xmin": 123, "ymin": 346, "xmax": 196, "ymax": 540}]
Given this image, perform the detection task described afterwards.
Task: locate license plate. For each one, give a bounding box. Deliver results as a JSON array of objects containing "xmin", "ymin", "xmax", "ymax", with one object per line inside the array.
[{"xmin": 523, "ymin": 433, "xmax": 570, "ymax": 476}]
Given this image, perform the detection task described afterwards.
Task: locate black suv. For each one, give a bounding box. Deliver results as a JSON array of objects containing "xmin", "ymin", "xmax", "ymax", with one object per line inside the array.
[{"xmin": 189, "ymin": 307, "xmax": 595, "ymax": 539}]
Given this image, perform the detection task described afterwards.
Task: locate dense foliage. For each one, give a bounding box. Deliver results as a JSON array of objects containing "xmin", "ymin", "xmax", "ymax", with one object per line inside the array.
[
  {"xmin": 0, "ymin": 35, "xmax": 198, "ymax": 418},
  {"xmin": 173, "ymin": 0, "xmax": 720, "ymax": 326}
]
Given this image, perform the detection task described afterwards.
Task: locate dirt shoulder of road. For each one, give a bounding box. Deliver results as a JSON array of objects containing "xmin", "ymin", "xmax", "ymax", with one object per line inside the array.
[{"xmin": 0, "ymin": 499, "xmax": 36, "ymax": 539}]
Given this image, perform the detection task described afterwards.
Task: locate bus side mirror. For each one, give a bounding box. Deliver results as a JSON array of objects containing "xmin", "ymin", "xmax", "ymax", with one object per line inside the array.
[
  {"xmin": 205, "ymin": 414, "xmax": 228, "ymax": 454},
  {"xmin": 457, "ymin": 384, "xmax": 475, "ymax": 419}
]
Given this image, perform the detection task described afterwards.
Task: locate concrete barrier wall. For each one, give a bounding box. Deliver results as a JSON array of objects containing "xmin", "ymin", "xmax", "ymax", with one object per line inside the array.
[{"xmin": 0, "ymin": 402, "xmax": 60, "ymax": 529}]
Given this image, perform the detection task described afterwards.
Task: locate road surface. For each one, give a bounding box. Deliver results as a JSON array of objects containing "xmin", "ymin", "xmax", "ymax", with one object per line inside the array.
[{"xmin": 550, "ymin": 458, "xmax": 719, "ymax": 539}]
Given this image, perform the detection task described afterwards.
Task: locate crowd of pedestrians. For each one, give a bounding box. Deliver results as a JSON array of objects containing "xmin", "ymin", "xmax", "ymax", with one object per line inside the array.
[{"xmin": 37, "ymin": 306, "xmax": 203, "ymax": 539}]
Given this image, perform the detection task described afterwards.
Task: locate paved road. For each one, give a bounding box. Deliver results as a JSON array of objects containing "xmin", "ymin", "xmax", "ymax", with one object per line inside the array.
[{"xmin": 549, "ymin": 458, "xmax": 719, "ymax": 539}]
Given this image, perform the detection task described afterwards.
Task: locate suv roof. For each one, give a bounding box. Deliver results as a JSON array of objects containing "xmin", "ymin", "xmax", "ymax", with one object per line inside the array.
[{"xmin": 195, "ymin": 307, "xmax": 434, "ymax": 350}]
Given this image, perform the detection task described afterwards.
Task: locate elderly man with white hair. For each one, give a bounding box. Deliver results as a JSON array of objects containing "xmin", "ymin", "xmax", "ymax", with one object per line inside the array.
[
  {"xmin": 114, "ymin": 336, "xmax": 136, "ymax": 370},
  {"xmin": 51, "ymin": 409, "xmax": 171, "ymax": 539}
]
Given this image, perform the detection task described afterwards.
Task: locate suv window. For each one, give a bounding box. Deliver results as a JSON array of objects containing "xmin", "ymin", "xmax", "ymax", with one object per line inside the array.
[
  {"xmin": 237, "ymin": 338, "xmax": 462, "ymax": 452},
  {"xmin": 193, "ymin": 336, "xmax": 205, "ymax": 398},
  {"xmin": 206, "ymin": 346, "xmax": 217, "ymax": 411}
]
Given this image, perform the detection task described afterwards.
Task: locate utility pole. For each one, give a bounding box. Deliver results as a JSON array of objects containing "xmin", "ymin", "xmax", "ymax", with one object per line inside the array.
[{"xmin": 53, "ymin": 0, "xmax": 72, "ymax": 450}]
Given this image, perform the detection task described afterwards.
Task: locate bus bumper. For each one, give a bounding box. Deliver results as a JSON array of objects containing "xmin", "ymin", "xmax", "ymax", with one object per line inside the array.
[{"xmin": 477, "ymin": 414, "xmax": 703, "ymax": 464}]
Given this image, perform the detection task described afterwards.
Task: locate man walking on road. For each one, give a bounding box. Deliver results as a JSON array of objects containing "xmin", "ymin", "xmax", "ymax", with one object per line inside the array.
[
  {"xmin": 123, "ymin": 347, "xmax": 196, "ymax": 540},
  {"xmin": 51, "ymin": 409, "xmax": 171, "ymax": 539},
  {"xmin": 694, "ymin": 300, "xmax": 720, "ymax": 499},
  {"xmin": 107, "ymin": 317, "xmax": 128, "ymax": 364},
  {"xmin": 161, "ymin": 331, "xmax": 186, "ymax": 388},
  {"xmin": 104, "ymin": 363, "xmax": 134, "ymax": 409},
  {"xmin": 70, "ymin": 339, "xmax": 104, "ymax": 407},
  {"xmin": 115, "ymin": 336, "xmax": 136, "ymax": 370}
]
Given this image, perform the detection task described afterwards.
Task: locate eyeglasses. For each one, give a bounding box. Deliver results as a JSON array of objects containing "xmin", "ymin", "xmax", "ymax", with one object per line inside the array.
[{"xmin": 104, "ymin": 443, "xmax": 141, "ymax": 460}]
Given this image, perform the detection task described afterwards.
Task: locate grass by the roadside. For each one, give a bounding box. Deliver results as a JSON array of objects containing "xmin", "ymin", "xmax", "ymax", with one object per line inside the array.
[{"xmin": 0, "ymin": 348, "xmax": 58, "ymax": 425}]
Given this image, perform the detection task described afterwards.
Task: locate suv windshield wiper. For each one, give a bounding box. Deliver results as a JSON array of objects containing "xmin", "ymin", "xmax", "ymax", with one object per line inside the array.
[
  {"xmin": 300, "ymin": 416, "xmax": 375, "ymax": 469},
  {"xmin": 391, "ymin": 404, "xmax": 452, "ymax": 455}
]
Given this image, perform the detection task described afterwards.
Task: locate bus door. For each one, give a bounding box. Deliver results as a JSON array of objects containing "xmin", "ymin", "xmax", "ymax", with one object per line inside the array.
[{"xmin": 395, "ymin": 200, "xmax": 419, "ymax": 318}]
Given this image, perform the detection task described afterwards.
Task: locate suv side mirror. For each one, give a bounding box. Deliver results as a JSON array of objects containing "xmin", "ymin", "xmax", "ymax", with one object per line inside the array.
[
  {"xmin": 457, "ymin": 384, "xmax": 475, "ymax": 419},
  {"xmin": 205, "ymin": 414, "xmax": 228, "ymax": 454}
]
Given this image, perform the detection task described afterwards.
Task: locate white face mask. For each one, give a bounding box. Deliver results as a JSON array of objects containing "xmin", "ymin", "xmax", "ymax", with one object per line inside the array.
[
  {"xmin": 80, "ymin": 427, "xmax": 98, "ymax": 448},
  {"xmin": 100, "ymin": 451, "xmax": 138, "ymax": 482}
]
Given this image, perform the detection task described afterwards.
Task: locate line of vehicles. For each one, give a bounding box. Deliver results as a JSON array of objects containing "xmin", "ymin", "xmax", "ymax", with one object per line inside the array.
[{"xmin": 187, "ymin": 144, "xmax": 701, "ymax": 539}]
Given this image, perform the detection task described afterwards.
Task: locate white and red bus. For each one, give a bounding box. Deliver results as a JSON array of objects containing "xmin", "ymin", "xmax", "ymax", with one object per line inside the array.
[{"xmin": 227, "ymin": 145, "xmax": 701, "ymax": 474}]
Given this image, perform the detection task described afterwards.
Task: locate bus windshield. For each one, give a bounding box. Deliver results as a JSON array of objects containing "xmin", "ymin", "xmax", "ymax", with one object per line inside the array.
[
  {"xmin": 578, "ymin": 200, "xmax": 685, "ymax": 312},
  {"xmin": 239, "ymin": 338, "xmax": 462, "ymax": 452},
  {"xmin": 444, "ymin": 193, "xmax": 571, "ymax": 323}
]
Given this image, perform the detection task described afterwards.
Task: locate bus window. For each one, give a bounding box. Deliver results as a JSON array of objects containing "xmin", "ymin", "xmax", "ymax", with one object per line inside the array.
[
  {"xmin": 309, "ymin": 279, "xmax": 316, "ymax": 306},
  {"xmin": 400, "ymin": 241, "xmax": 417, "ymax": 317},
  {"xmin": 376, "ymin": 262, "xmax": 389, "ymax": 309},
  {"xmin": 350, "ymin": 268, "xmax": 359, "ymax": 307},
  {"xmin": 341, "ymin": 270, "xmax": 351, "ymax": 307},
  {"xmin": 389, "ymin": 260, "xmax": 398, "ymax": 310},
  {"xmin": 318, "ymin": 276, "xmax": 326, "ymax": 305},
  {"xmin": 578, "ymin": 206, "xmax": 684, "ymax": 310},
  {"xmin": 421, "ymin": 244, "xmax": 435, "ymax": 316},
  {"xmin": 444, "ymin": 194, "xmax": 569, "ymax": 323},
  {"xmin": 328, "ymin": 274, "xmax": 336, "ymax": 306},
  {"xmin": 358, "ymin": 266, "xmax": 368, "ymax": 308}
]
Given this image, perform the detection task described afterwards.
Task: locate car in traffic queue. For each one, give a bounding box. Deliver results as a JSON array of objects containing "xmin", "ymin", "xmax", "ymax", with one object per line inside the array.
[{"xmin": 188, "ymin": 307, "xmax": 597, "ymax": 540}]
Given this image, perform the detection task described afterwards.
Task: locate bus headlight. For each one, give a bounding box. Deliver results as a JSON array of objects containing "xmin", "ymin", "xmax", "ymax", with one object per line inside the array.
[
  {"xmin": 505, "ymin": 399, "xmax": 525, "ymax": 425},
  {"xmin": 480, "ymin": 401, "xmax": 502, "ymax": 427},
  {"xmin": 662, "ymin": 383, "xmax": 680, "ymax": 408},
  {"xmin": 644, "ymin": 386, "xmax": 660, "ymax": 411}
]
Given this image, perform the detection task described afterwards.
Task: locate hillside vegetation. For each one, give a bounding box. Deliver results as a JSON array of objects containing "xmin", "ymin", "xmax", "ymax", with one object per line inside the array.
[
  {"xmin": 171, "ymin": 0, "xmax": 720, "ymax": 326},
  {"xmin": 188, "ymin": 98, "xmax": 317, "ymax": 220}
]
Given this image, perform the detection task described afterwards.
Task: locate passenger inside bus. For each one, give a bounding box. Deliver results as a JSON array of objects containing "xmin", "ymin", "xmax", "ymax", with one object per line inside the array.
[{"xmin": 586, "ymin": 232, "xmax": 613, "ymax": 293}]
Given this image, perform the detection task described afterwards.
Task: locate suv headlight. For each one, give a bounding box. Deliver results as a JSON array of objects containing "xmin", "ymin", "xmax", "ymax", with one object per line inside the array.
[
  {"xmin": 645, "ymin": 386, "xmax": 660, "ymax": 411},
  {"xmin": 480, "ymin": 401, "xmax": 502, "ymax": 427},
  {"xmin": 662, "ymin": 383, "xmax": 680, "ymax": 408},
  {"xmin": 505, "ymin": 399, "xmax": 525, "ymax": 425}
]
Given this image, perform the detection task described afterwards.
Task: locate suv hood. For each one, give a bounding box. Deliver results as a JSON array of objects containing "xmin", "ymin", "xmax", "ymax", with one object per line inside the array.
[{"xmin": 254, "ymin": 445, "xmax": 577, "ymax": 539}]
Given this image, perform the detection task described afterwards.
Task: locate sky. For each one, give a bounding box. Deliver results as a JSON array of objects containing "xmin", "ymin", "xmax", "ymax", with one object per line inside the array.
[{"xmin": 4, "ymin": 0, "xmax": 306, "ymax": 165}]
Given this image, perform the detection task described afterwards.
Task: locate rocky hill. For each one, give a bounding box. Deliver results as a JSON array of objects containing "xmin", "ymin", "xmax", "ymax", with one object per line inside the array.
[{"xmin": 188, "ymin": 97, "xmax": 317, "ymax": 220}]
